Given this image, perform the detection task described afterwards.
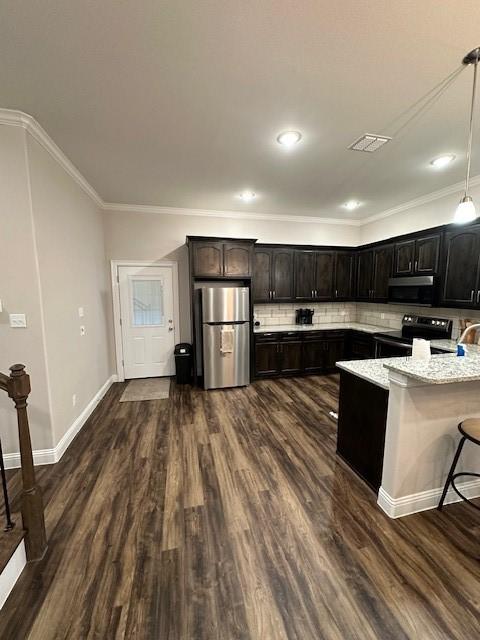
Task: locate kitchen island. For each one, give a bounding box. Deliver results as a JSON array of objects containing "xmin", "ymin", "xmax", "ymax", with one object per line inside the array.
[{"xmin": 336, "ymin": 347, "xmax": 480, "ymax": 518}]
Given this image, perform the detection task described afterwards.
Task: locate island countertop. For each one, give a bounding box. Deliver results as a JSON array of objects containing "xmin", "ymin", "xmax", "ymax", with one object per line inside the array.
[{"xmin": 337, "ymin": 345, "xmax": 480, "ymax": 390}]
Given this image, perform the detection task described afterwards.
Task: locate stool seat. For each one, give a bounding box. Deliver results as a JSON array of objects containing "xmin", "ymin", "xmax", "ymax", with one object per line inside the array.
[
  {"xmin": 438, "ymin": 418, "xmax": 480, "ymax": 511},
  {"xmin": 459, "ymin": 418, "xmax": 480, "ymax": 442}
]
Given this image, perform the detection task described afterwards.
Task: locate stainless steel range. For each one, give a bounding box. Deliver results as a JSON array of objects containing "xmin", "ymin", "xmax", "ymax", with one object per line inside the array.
[{"xmin": 374, "ymin": 314, "xmax": 453, "ymax": 358}]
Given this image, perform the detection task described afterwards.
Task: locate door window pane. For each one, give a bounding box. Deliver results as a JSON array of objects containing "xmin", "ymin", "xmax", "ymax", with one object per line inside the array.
[{"xmin": 132, "ymin": 279, "xmax": 164, "ymax": 326}]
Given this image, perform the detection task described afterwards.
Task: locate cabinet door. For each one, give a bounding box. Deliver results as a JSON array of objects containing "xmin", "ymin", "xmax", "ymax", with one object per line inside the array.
[
  {"xmin": 252, "ymin": 249, "xmax": 272, "ymax": 302},
  {"xmin": 356, "ymin": 251, "xmax": 374, "ymax": 300},
  {"xmin": 314, "ymin": 252, "xmax": 335, "ymax": 300},
  {"xmin": 334, "ymin": 252, "xmax": 354, "ymax": 300},
  {"xmin": 302, "ymin": 339, "xmax": 327, "ymax": 373},
  {"xmin": 294, "ymin": 251, "xmax": 316, "ymax": 299},
  {"xmin": 324, "ymin": 338, "xmax": 345, "ymax": 371},
  {"xmin": 272, "ymin": 249, "xmax": 294, "ymax": 301},
  {"xmin": 279, "ymin": 341, "xmax": 303, "ymax": 374},
  {"xmin": 414, "ymin": 235, "xmax": 440, "ymax": 274},
  {"xmin": 441, "ymin": 228, "xmax": 480, "ymax": 306},
  {"xmin": 254, "ymin": 341, "xmax": 280, "ymax": 377},
  {"xmin": 192, "ymin": 242, "xmax": 223, "ymax": 277},
  {"xmin": 348, "ymin": 332, "xmax": 375, "ymax": 360},
  {"xmin": 223, "ymin": 243, "xmax": 252, "ymax": 277},
  {"xmin": 394, "ymin": 240, "xmax": 414, "ymax": 276},
  {"xmin": 372, "ymin": 245, "xmax": 393, "ymax": 302}
]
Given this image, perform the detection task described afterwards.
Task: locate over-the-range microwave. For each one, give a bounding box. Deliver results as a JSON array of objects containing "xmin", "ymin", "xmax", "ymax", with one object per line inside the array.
[{"xmin": 388, "ymin": 276, "xmax": 436, "ymax": 306}]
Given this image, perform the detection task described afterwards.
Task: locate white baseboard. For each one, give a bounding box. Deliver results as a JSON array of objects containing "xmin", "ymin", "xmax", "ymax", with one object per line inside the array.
[
  {"xmin": 0, "ymin": 540, "xmax": 26, "ymax": 609},
  {"xmin": 4, "ymin": 375, "xmax": 116, "ymax": 470},
  {"xmin": 378, "ymin": 478, "xmax": 480, "ymax": 518}
]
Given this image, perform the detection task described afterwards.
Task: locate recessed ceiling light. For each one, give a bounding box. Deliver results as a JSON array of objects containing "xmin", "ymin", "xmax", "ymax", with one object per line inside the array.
[
  {"xmin": 238, "ymin": 190, "xmax": 256, "ymax": 202},
  {"xmin": 276, "ymin": 130, "xmax": 302, "ymax": 148},
  {"xmin": 430, "ymin": 154, "xmax": 456, "ymax": 168},
  {"xmin": 343, "ymin": 200, "xmax": 361, "ymax": 210}
]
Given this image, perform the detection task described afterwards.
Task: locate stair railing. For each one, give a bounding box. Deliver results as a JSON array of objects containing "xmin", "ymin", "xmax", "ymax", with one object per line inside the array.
[{"xmin": 0, "ymin": 364, "xmax": 47, "ymax": 561}]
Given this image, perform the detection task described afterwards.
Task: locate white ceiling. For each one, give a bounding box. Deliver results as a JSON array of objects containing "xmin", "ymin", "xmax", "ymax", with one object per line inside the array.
[{"xmin": 1, "ymin": 1, "xmax": 480, "ymax": 220}]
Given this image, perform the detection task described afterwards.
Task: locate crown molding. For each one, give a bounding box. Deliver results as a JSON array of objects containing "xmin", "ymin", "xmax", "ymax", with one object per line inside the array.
[
  {"xmin": 3, "ymin": 107, "xmax": 480, "ymax": 229},
  {"xmin": 0, "ymin": 108, "xmax": 103, "ymax": 206},
  {"xmin": 101, "ymin": 202, "xmax": 362, "ymax": 226},
  {"xmin": 362, "ymin": 174, "xmax": 480, "ymax": 225}
]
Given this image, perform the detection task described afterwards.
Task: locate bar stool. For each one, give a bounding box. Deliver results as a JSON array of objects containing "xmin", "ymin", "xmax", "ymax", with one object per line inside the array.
[{"xmin": 438, "ymin": 419, "xmax": 480, "ymax": 511}]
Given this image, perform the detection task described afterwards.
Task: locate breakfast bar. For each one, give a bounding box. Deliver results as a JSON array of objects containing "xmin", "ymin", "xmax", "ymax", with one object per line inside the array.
[{"xmin": 336, "ymin": 348, "xmax": 480, "ymax": 518}]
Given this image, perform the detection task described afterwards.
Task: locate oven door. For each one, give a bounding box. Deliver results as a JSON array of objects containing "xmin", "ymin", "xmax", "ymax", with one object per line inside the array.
[
  {"xmin": 374, "ymin": 336, "xmax": 412, "ymax": 358},
  {"xmin": 388, "ymin": 276, "xmax": 435, "ymax": 306}
]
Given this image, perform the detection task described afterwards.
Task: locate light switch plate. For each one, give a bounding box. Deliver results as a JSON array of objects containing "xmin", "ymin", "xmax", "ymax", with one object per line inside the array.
[
  {"xmin": 10, "ymin": 313, "xmax": 27, "ymax": 328},
  {"xmin": 78, "ymin": 307, "xmax": 84, "ymax": 318}
]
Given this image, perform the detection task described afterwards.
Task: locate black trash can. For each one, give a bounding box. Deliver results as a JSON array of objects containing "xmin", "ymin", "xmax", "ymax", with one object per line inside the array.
[{"xmin": 174, "ymin": 343, "xmax": 192, "ymax": 384}]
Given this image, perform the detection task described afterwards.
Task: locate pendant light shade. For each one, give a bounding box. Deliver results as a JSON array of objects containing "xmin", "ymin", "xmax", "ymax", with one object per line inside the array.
[
  {"xmin": 454, "ymin": 195, "xmax": 477, "ymax": 223},
  {"xmin": 454, "ymin": 47, "xmax": 480, "ymax": 224}
]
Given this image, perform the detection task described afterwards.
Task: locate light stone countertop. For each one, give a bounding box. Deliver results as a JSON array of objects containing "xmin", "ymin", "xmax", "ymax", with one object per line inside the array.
[
  {"xmin": 384, "ymin": 351, "xmax": 480, "ymax": 385},
  {"xmin": 337, "ymin": 347, "xmax": 480, "ymax": 390},
  {"xmin": 336, "ymin": 357, "xmax": 397, "ymax": 390},
  {"xmin": 253, "ymin": 322, "xmax": 397, "ymax": 335}
]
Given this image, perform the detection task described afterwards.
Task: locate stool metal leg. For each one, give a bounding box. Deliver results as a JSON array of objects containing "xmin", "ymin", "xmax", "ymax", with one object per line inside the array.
[{"xmin": 438, "ymin": 436, "xmax": 466, "ymax": 510}]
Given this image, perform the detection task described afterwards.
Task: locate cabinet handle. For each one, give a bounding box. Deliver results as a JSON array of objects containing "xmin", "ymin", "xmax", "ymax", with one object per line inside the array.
[
  {"xmin": 471, "ymin": 290, "xmax": 475, "ymax": 302},
  {"xmin": 311, "ymin": 289, "xmax": 314, "ymax": 298},
  {"xmin": 477, "ymin": 290, "xmax": 480, "ymax": 305},
  {"xmin": 272, "ymin": 290, "xmax": 276, "ymax": 299},
  {"xmin": 408, "ymin": 261, "xmax": 412, "ymax": 272},
  {"xmin": 335, "ymin": 289, "xmax": 338, "ymax": 298},
  {"xmin": 415, "ymin": 260, "xmax": 418, "ymax": 272},
  {"xmin": 315, "ymin": 290, "xmax": 318, "ymax": 297}
]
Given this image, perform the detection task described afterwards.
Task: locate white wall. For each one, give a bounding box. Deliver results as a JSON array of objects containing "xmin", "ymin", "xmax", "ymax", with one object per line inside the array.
[
  {"xmin": 0, "ymin": 125, "xmax": 53, "ymax": 453},
  {"xmin": 103, "ymin": 208, "xmax": 360, "ymax": 342},
  {"xmin": 26, "ymin": 135, "xmax": 113, "ymax": 446},
  {"xmin": 0, "ymin": 119, "xmax": 113, "ymax": 458},
  {"xmin": 360, "ymin": 181, "xmax": 480, "ymax": 244}
]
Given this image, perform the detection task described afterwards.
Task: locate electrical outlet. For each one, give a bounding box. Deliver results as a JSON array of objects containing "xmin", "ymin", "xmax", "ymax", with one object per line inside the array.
[
  {"xmin": 80, "ymin": 325, "xmax": 86, "ymax": 336},
  {"xmin": 72, "ymin": 394, "xmax": 77, "ymax": 407},
  {"xmin": 9, "ymin": 313, "xmax": 27, "ymax": 328}
]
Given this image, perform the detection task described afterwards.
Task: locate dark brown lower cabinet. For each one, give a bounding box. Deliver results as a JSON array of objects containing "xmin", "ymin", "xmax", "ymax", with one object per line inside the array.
[
  {"xmin": 347, "ymin": 331, "xmax": 375, "ymax": 360},
  {"xmin": 336, "ymin": 371, "xmax": 388, "ymax": 492},
  {"xmin": 279, "ymin": 340, "xmax": 303, "ymax": 374},
  {"xmin": 254, "ymin": 330, "xmax": 347, "ymax": 379},
  {"xmin": 254, "ymin": 341, "xmax": 281, "ymax": 377}
]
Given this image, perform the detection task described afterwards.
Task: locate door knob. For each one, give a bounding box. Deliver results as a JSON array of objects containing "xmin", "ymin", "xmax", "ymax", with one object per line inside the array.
[{"xmin": 168, "ymin": 327, "xmax": 174, "ymax": 332}]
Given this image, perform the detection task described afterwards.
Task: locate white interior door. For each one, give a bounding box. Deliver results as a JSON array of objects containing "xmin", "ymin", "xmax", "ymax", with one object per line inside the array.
[{"xmin": 118, "ymin": 265, "xmax": 176, "ymax": 379}]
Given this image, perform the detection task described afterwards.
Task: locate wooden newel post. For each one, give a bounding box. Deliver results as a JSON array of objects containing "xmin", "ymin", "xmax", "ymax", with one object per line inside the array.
[{"xmin": 7, "ymin": 364, "xmax": 47, "ymax": 561}]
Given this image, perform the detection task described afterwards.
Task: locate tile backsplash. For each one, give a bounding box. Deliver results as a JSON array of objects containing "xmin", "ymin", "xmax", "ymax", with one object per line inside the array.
[
  {"xmin": 254, "ymin": 302, "xmax": 480, "ymax": 340},
  {"xmin": 254, "ymin": 303, "xmax": 357, "ymax": 326}
]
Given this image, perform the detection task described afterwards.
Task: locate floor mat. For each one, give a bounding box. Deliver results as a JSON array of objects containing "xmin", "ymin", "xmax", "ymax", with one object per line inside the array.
[{"xmin": 120, "ymin": 377, "xmax": 171, "ymax": 402}]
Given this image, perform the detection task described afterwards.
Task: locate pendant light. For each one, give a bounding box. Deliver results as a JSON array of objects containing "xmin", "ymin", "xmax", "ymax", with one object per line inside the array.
[{"xmin": 454, "ymin": 47, "xmax": 480, "ymax": 223}]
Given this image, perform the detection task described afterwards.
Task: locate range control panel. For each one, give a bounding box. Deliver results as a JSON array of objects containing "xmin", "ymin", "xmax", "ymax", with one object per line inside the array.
[{"xmin": 402, "ymin": 315, "xmax": 453, "ymax": 336}]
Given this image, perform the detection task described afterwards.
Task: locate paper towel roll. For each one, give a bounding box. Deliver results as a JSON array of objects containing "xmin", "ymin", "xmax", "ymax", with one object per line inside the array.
[{"xmin": 412, "ymin": 338, "xmax": 431, "ymax": 361}]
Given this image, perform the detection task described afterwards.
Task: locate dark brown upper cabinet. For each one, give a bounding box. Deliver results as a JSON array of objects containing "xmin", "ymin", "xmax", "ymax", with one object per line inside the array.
[
  {"xmin": 272, "ymin": 248, "xmax": 295, "ymax": 301},
  {"xmin": 253, "ymin": 247, "xmax": 294, "ymax": 302},
  {"xmin": 394, "ymin": 234, "xmax": 440, "ymax": 276},
  {"xmin": 356, "ymin": 245, "xmax": 393, "ymax": 302},
  {"xmin": 252, "ymin": 248, "xmax": 272, "ymax": 302},
  {"xmin": 440, "ymin": 226, "xmax": 480, "ymax": 307},
  {"xmin": 356, "ymin": 250, "xmax": 374, "ymax": 301},
  {"xmin": 315, "ymin": 252, "xmax": 335, "ymax": 300},
  {"xmin": 372, "ymin": 244, "xmax": 393, "ymax": 302},
  {"xmin": 294, "ymin": 250, "xmax": 334, "ymax": 300},
  {"xmin": 192, "ymin": 241, "xmax": 223, "ymax": 277},
  {"xmin": 223, "ymin": 243, "xmax": 252, "ymax": 277},
  {"xmin": 334, "ymin": 252, "xmax": 355, "ymax": 300},
  {"xmin": 190, "ymin": 238, "xmax": 254, "ymax": 278},
  {"xmin": 294, "ymin": 251, "xmax": 316, "ymax": 299}
]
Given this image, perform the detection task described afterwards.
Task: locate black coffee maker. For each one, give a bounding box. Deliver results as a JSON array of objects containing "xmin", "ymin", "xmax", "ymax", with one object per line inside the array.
[{"xmin": 296, "ymin": 308, "xmax": 314, "ymax": 325}]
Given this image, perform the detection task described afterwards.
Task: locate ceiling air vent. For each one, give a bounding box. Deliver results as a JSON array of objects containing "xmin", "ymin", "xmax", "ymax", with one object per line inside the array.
[{"xmin": 348, "ymin": 134, "xmax": 392, "ymax": 152}]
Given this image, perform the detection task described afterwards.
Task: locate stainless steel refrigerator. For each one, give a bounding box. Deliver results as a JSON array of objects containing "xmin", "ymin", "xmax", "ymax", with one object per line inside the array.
[{"xmin": 202, "ymin": 287, "xmax": 250, "ymax": 390}]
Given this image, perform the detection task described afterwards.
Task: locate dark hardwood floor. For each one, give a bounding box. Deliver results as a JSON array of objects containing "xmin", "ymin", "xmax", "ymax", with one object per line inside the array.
[{"xmin": 1, "ymin": 375, "xmax": 480, "ymax": 639}]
